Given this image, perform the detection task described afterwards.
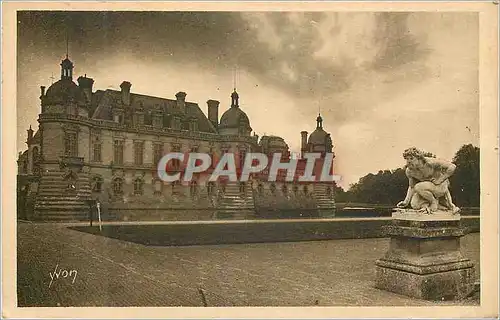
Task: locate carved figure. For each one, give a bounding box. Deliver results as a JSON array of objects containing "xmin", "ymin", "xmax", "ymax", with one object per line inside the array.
[{"xmin": 396, "ymin": 147, "xmax": 460, "ymax": 214}]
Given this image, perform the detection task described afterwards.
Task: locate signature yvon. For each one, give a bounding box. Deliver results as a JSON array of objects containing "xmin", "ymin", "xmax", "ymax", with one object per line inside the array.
[{"xmin": 48, "ymin": 264, "xmax": 77, "ymax": 288}]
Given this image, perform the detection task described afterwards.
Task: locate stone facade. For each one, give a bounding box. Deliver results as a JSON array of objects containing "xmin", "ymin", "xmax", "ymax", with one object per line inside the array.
[{"xmin": 17, "ymin": 55, "xmax": 337, "ymax": 221}]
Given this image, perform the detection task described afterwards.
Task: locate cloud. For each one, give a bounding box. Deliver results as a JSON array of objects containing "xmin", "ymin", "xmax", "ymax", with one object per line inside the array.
[{"xmin": 16, "ymin": 12, "xmax": 479, "ymax": 187}]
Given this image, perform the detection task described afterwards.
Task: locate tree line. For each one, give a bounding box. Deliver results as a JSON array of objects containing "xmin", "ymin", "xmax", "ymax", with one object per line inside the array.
[{"xmin": 333, "ymin": 144, "xmax": 480, "ymax": 207}]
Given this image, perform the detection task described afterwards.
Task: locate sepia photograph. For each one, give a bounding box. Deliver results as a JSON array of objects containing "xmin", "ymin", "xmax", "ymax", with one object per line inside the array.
[{"xmin": 2, "ymin": 1, "xmax": 499, "ymax": 319}]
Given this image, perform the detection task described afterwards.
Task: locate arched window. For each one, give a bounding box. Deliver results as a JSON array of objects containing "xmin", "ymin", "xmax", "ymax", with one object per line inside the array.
[
  {"xmin": 303, "ymin": 185, "xmax": 309, "ymax": 195},
  {"xmin": 293, "ymin": 184, "xmax": 299, "ymax": 195},
  {"xmin": 239, "ymin": 182, "xmax": 246, "ymax": 194},
  {"xmin": 134, "ymin": 178, "xmax": 144, "ymax": 195},
  {"xmin": 326, "ymin": 186, "xmax": 332, "ymax": 198},
  {"xmin": 113, "ymin": 178, "xmax": 123, "ymax": 196},
  {"xmin": 92, "ymin": 176, "xmax": 103, "ymax": 193}
]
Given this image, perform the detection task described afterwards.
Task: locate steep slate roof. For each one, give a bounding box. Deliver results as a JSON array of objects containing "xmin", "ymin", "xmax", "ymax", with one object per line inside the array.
[{"xmin": 91, "ymin": 89, "xmax": 217, "ymax": 133}]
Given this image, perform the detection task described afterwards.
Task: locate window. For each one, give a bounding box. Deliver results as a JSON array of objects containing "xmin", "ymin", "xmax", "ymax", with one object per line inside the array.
[
  {"xmin": 64, "ymin": 132, "xmax": 78, "ymax": 157},
  {"xmin": 153, "ymin": 143, "xmax": 163, "ymax": 166},
  {"xmin": 92, "ymin": 176, "xmax": 103, "ymax": 193},
  {"xmin": 257, "ymin": 183, "xmax": 264, "ymax": 195},
  {"xmin": 153, "ymin": 115, "xmax": 162, "ymax": 128},
  {"xmin": 282, "ymin": 184, "xmax": 288, "ymax": 195},
  {"xmin": 134, "ymin": 141, "xmax": 144, "ymax": 166},
  {"xmin": 239, "ymin": 150, "xmax": 246, "ymax": 169},
  {"xmin": 32, "ymin": 147, "xmax": 40, "ymax": 174},
  {"xmin": 209, "ymin": 148, "xmax": 216, "ymax": 168},
  {"xmin": 171, "ymin": 158, "xmax": 181, "ymax": 170},
  {"xmin": 113, "ymin": 140, "xmax": 124, "ymax": 165},
  {"xmin": 144, "ymin": 111, "xmax": 152, "ymax": 125},
  {"xmin": 303, "ymin": 185, "xmax": 309, "ymax": 195},
  {"xmin": 134, "ymin": 178, "xmax": 144, "ymax": 195},
  {"xmin": 171, "ymin": 180, "xmax": 180, "ymax": 194},
  {"xmin": 154, "ymin": 179, "xmax": 163, "ymax": 195},
  {"xmin": 113, "ymin": 178, "xmax": 123, "ymax": 195},
  {"xmin": 326, "ymin": 186, "xmax": 332, "ymax": 198},
  {"xmin": 239, "ymin": 182, "xmax": 246, "ymax": 194},
  {"xmin": 207, "ymin": 181, "xmax": 215, "ymax": 196},
  {"xmin": 190, "ymin": 120, "xmax": 198, "ymax": 132},
  {"xmin": 92, "ymin": 143, "xmax": 102, "ymax": 162},
  {"xmin": 270, "ymin": 183, "xmax": 277, "ymax": 195},
  {"xmin": 293, "ymin": 184, "xmax": 299, "ymax": 195},
  {"xmin": 190, "ymin": 181, "xmax": 198, "ymax": 197},
  {"xmin": 170, "ymin": 145, "xmax": 181, "ymax": 170}
]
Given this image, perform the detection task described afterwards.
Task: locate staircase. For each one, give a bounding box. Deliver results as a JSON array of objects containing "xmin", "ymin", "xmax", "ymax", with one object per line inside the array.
[
  {"xmin": 216, "ymin": 183, "xmax": 256, "ymax": 220},
  {"xmin": 34, "ymin": 171, "xmax": 92, "ymax": 221},
  {"xmin": 314, "ymin": 185, "xmax": 336, "ymax": 217}
]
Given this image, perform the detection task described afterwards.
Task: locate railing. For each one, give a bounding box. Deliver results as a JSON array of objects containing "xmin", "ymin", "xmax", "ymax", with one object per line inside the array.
[
  {"xmin": 38, "ymin": 113, "xmax": 259, "ymax": 144},
  {"xmin": 59, "ymin": 156, "xmax": 85, "ymax": 167}
]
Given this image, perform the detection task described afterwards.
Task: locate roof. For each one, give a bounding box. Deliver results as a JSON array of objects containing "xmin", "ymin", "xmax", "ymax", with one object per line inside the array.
[
  {"xmin": 308, "ymin": 128, "xmax": 329, "ymax": 145},
  {"xmin": 45, "ymin": 79, "xmax": 85, "ymax": 103},
  {"xmin": 219, "ymin": 107, "xmax": 251, "ymax": 129},
  {"xmin": 91, "ymin": 90, "xmax": 217, "ymax": 133}
]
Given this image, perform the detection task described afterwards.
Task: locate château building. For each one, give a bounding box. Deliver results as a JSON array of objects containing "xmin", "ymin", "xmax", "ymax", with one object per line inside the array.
[{"xmin": 17, "ymin": 55, "xmax": 337, "ymax": 221}]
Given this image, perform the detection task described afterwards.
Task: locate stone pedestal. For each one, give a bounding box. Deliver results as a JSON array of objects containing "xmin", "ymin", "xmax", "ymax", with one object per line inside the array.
[{"xmin": 375, "ymin": 210, "xmax": 475, "ymax": 301}]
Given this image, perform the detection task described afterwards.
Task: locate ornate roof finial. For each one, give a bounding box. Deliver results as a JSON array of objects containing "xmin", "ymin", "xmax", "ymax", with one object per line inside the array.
[
  {"xmin": 316, "ymin": 113, "xmax": 323, "ymax": 129},
  {"xmin": 66, "ymin": 29, "xmax": 69, "ymax": 59}
]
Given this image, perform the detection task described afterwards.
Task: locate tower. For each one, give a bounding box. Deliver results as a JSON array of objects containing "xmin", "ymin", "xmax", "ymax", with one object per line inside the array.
[{"xmin": 60, "ymin": 56, "xmax": 74, "ymax": 80}]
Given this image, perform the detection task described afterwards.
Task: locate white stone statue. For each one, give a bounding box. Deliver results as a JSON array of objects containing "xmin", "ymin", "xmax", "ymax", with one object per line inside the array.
[{"xmin": 396, "ymin": 147, "xmax": 460, "ymax": 214}]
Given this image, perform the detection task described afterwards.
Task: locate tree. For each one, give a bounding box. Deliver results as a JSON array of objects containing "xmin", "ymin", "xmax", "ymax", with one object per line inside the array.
[
  {"xmin": 339, "ymin": 144, "xmax": 480, "ymax": 207},
  {"xmin": 449, "ymin": 144, "xmax": 480, "ymax": 207},
  {"xmin": 343, "ymin": 168, "xmax": 407, "ymax": 205}
]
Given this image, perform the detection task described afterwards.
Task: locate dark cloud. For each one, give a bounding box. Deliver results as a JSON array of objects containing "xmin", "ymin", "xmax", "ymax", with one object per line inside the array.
[{"xmin": 17, "ymin": 11, "xmax": 430, "ymax": 100}]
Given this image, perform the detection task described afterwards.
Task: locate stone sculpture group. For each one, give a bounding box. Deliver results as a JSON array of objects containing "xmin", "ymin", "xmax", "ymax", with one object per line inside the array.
[{"xmin": 396, "ymin": 147, "xmax": 460, "ymax": 214}]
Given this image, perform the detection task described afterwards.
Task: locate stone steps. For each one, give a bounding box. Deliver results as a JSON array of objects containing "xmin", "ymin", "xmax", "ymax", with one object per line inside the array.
[
  {"xmin": 216, "ymin": 184, "xmax": 256, "ymax": 219},
  {"xmin": 33, "ymin": 211, "xmax": 90, "ymax": 221},
  {"xmin": 33, "ymin": 169, "xmax": 92, "ymax": 221}
]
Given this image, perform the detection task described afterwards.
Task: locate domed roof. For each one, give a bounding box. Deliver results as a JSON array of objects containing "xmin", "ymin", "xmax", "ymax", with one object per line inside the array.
[
  {"xmin": 308, "ymin": 128, "xmax": 329, "ymax": 145},
  {"xmin": 219, "ymin": 107, "xmax": 250, "ymax": 128},
  {"xmin": 45, "ymin": 79, "xmax": 83, "ymax": 102},
  {"xmin": 260, "ymin": 135, "xmax": 288, "ymax": 148}
]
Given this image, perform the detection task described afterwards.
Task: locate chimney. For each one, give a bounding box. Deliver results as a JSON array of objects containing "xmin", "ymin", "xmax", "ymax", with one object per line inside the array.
[
  {"xmin": 27, "ymin": 125, "xmax": 34, "ymax": 142},
  {"xmin": 300, "ymin": 131, "xmax": 308, "ymax": 158},
  {"xmin": 77, "ymin": 75, "xmax": 94, "ymax": 103},
  {"xmin": 207, "ymin": 99, "xmax": 219, "ymax": 127},
  {"xmin": 175, "ymin": 92, "xmax": 186, "ymax": 113},
  {"xmin": 40, "ymin": 86, "xmax": 46, "ymax": 98},
  {"xmin": 120, "ymin": 81, "xmax": 132, "ymax": 106}
]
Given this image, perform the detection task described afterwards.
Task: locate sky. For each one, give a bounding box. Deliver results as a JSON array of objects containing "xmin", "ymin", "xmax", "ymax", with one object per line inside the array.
[{"xmin": 17, "ymin": 11, "xmax": 479, "ymax": 188}]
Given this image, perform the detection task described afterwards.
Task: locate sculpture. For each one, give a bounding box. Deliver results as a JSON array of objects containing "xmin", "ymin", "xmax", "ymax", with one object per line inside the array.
[{"xmin": 396, "ymin": 147, "xmax": 460, "ymax": 214}]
